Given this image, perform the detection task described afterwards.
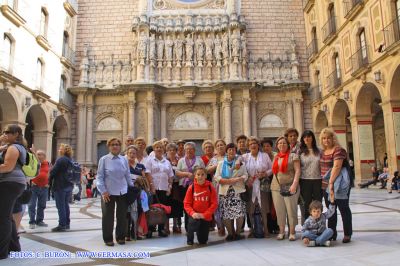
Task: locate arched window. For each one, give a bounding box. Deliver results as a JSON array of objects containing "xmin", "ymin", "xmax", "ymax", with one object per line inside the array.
[
  {"xmin": 40, "ymin": 8, "xmax": 48, "ymax": 37},
  {"xmin": 2, "ymin": 34, "xmax": 12, "ymax": 72},
  {"xmin": 62, "ymin": 31, "xmax": 69, "ymax": 57},
  {"xmin": 328, "ymin": 4, "xmax": 336, "ymax": 33},
  {"xmin": 36, "ymin": 59, "xmax": 44, "ymax": 89},
  {"xmin": 311, "ymin": 26, "xmax": 318, "ymax": 52}
]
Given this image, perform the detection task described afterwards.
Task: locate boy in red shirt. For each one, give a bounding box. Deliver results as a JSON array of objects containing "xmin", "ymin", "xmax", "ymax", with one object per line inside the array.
[{"xmin": 184, "ymin": 166, "xmax": 218, "ymax": 245}]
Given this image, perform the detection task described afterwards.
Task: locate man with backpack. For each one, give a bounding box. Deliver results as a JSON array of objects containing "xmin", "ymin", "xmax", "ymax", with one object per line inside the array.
[{"xmin": 28, "ymin": 148, "xmax": 50, "ymax": 229}]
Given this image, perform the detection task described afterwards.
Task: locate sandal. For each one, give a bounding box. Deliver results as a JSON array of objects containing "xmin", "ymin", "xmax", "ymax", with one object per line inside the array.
[
  {"xmin": 289, "ymin": 234, "xmax": 296, "ymax": 241},
  {"xmin": 276, "ymin": 233, "xmax": 285, "ymax": 240}
]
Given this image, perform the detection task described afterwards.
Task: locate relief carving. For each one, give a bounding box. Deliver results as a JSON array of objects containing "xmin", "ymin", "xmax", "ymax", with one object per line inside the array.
[{"xmin": 167, "ymin": 104, "xmax": 213, "ymax": 130}]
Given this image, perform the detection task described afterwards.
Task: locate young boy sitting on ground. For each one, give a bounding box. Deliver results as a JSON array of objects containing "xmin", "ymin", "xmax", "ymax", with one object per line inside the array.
[
  {"xmin": 184, "ymin": 166, "xmax": 218, "ymax": 245},
  {"xmin": 302, "ymin": 200, "xmax": 335, "ymax": 247}
]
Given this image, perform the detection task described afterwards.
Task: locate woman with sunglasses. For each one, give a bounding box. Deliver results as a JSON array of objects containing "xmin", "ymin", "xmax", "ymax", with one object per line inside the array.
[{"xmin": 0, "ymin": 125, "xmax": 27, "ymax": 259}]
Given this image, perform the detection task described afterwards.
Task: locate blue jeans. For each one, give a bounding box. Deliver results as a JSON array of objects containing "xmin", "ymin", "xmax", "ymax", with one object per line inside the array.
[
  {"xmin": 302, "ymin": 228, "xmax": 334, "ymax": 245},
  {"xmin": 28, "ymin": 186, "xmax": 48, "ymax": 224},
  {"xmin": 54, "ymin": 186, "xmax": 73, "ymax": 227}
]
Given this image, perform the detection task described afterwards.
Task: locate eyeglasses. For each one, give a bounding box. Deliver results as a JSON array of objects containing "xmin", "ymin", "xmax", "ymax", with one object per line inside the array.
[{"xmin": 110, "ymin": 143, "xmax": 121, "ymax": 147}]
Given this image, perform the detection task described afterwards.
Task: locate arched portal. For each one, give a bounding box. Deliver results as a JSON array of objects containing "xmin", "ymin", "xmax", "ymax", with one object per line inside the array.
[
  {"xmin": 25, "ymin": 104, "xmax": 49, "ymax": 153},
  {"xmin": 331, "ymin": 99, "xmax": 352, "ymax": 156},
  {"xmin": 52, "ymin": 115, "xmax": 69, "ymax": 163}
]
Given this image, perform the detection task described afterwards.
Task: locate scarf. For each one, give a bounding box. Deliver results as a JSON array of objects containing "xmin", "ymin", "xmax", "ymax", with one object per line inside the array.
[
  {"xmin": 185, "ymin": 156, "xmax": 197, "ymax": 173},
  {"xmin": 272, "ymin": 151, "xmax": 290, "ymax": 175},
  {"xmin": 222, "ymin": 156, "xmax": 235, "ymax": 179}
]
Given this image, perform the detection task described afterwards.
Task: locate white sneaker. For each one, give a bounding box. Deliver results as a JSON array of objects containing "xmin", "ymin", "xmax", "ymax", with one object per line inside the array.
[
  {"xmin": 308, "ymin": 240, "xmax": 316, "ymax": 247},
  {"xmin": 323, "ymin": 240, "xmax": 331, "ymax": 247}
]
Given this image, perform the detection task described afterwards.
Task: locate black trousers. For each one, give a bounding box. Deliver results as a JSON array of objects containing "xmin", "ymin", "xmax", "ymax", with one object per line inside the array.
[
  {"xmin": 101, "ymin": 194, "xmax": 128, "ymax": 243},
  {"xmin": 324, "ymin": 189, "xmax": 353, "ymax": 238},
  {"xmin": 187, "ymin": 217, "xmax": 210, "ymax": 244},
  {"xmin": 0, "ymin": 182, "xmax": 25, "ymax": 259},
  {"xmin": 300, "ymin": 179, "xmax": 322, "ymax": 219}
]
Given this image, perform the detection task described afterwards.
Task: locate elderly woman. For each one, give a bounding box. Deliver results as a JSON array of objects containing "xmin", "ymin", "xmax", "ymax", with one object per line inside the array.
[
  {"xmin": 125, "ymin": 145, "xmax": 146, "ymax": 241},
  {"xmin": 49, "ymin": 143, "xmax": 75, "ymax": 232},
  {"xmin": 242, "ymin": 136, "xmax": 273, "ymax": 238},
  {"xmin": 214, "ymin": 143, "xmax": 248, "ymax": 241},
  {"xmin": 271, "ymin": 136, "xmax": 301, "ymax": 241},
  {"xmin": 145, "ymin": 140, "xmax": 174, "ymax": 237},
  {"xmin": 134, "ymin": 137, "xmax": 148, "ymax": 164},
  {"xmin": 166, "ymin": 143, "xmax": 184, "ymax": 233},
  {"xmin": 0, "ymin": 125, "xmax": 27, "ymax": 259},
  {"xmin": 176, "ymin": 142, "xmax": 205, "ymax": 231},
  {"xmin": 97, "ymin": 138, "xmax": 133, "ymax": 246},
  {"xmin": 299, "ymin": 130, "xmax": 321, "ymax": 220},
  {"xmin": 201, "ymin": 140, "xmax": 214, "ymax": 169},
  {"xmin": 319, "ymin": 128, "xmax": 352, "ymax": 243}
]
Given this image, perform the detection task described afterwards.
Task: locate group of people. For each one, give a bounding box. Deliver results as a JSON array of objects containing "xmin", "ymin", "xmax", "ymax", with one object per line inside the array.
[{"xmin": 96, "ymin": 127, "xmax": 354, "ymax": 247}]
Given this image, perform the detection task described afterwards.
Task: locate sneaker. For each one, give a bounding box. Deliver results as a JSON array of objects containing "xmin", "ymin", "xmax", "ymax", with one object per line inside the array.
[
  {"xmin": 51, "ymin": 226, "xmax": 66, "ymax": 232},
  {"xmin": 307, "ymin": 240, "xmax": 316, "ymax": 247},
  {"xmin": 323, "ymin": 240, "xmax": 331, "ymax": 247},
  {"xmin": 29, "ymin": 224, "xmax": 36, "ymax": 229},
  {"xmin": 36, "ymin": 222, "xmax": 48, "ymax": 227},
  {"xmin": 187, "ymin": 240, "xmax": 194, "ymax": 246}
]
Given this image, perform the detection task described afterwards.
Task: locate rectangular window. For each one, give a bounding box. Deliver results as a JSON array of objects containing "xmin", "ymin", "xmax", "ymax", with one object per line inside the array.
[
  {"xmin": 36, "ymin": 59, "xmax": 43, "ymax": 89},
  {"xmin": 40, "ymin": 9, "xmax": 48, "ymax": 37},
  {"xmin": 359, "ymin": 30, "xmax": 367, "ymax": 59},
  {"xmin": 2, "ymin": 35, "xmax": 12, "ymax": 71},
  {"xmin": 335, "ymin": 55, "xmax": 341, "ymax": 79}
]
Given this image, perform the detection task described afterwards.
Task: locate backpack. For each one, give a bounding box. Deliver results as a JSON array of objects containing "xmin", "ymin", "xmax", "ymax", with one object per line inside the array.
[
  {"xmin": 3, "ymin": 144, "xmax": 40, "ymax": 179},
  {"xmin": 65, "ymin": 159, "xmax": 82, "ymax": 184}
]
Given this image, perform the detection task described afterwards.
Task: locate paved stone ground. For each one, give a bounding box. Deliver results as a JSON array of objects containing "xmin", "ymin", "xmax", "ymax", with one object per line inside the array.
[{"xmin": 1, "ymin": 186, "xmax": 399, "ymax": 266}]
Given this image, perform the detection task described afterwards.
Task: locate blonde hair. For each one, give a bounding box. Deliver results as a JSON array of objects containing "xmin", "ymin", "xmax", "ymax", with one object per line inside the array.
[
  {"xmin": 134, "ymin": 137, "xmax": 146, "ymax": 145},
  {"xmin": 319, "ymin": 127, "xmax": 340, "ymax": 149},
  {"xmin": 202, "ymin": 139, "xmax": 214, "ymax": 151},
  {"xmin": 152, "ymin": 140, "xmax": 164, "ymax": 150},
  {"xmin": 126, "ymin": 145, "xmax": 138, "ymax": 153},
  {"xmin": 107, "ymin": 138, "xmax": 122, "ymax": 147},
  {"xmin": 60, "ymin": 143, "xmax": 73, "ymax": 157},
  {"xmin": 214, "ymin": 139, "xmax": 226, "ymax": 147}
]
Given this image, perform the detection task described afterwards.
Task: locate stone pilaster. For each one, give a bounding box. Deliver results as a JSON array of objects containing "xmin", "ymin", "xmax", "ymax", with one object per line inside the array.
[
  {"xmin": 213, "ymin": 102, "xmax": 220, "ymax": 140},
  {"xmin": 146, "ymin": 90, "xmax": 155, "ymax": 144},
  {"xmin": 128, "ymin": 100, "xmax": 136, "ymax": 137},
  {"xmin": 161, "ymin": 103, "xmax": 167, "ymax": 138},
  {"xmin": 85, "ymin": 103, "xmax": 94, "ymax": 164},
  {"xmin": 76, "ymin": 92, "xmax": 87, "ymax": 163},
  {"xmin": 286, "ymin": 100, "xmax": 294, "ymax": 128},
  {"xmin": 381, "ymin": 100, "xmax": 400, "ymax": 175},
  {"xmin": 223, "ymin": 89, "xmax": 232, "ymax": 143},
  {"xmin": 293, "ymin": 98, "xmax": 303, "ymax": 134},
  {"xmin": 251, "ymin": 95, "xmax": 257, "ymax": 136},
  {"xmin": 243, "ymin": 97, "xmax": 251, "ymax": 137}
]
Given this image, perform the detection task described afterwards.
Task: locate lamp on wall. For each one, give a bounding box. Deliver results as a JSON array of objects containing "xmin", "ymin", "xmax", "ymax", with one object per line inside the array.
[
  {"xmin": 374, "ymin": 70, "xmax": 384, "ymax": 83},
  {"xmin": 322, "ymin": 104, "xmax": 328, "ymax": 113},
  {"xmin": 52, "ymin": 110, "xmax": 58, "ymax": 120},
  {"xmin": 25, "ymin": 96, "xmax": 31, "ymax": 108},
  {"xmin": 343, "ymin": 90, "xmax": 351, "ymax": 102}
]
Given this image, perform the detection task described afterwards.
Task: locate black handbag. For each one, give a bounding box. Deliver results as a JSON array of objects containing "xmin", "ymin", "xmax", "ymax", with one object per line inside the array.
[
  {"xmin": 240, "ymin": 185, "xmax": 251, "ymax": 202},
  {"xmin": 275, "ymin": 175, "xmax": 295, "ymax": 197},
  {"xmin": 19, "ymin": 184, "xmax": 32, "ymax": 204},
  {"xmin": 260, "ymin": 176, "xmax": 271, "ymax": 192}
]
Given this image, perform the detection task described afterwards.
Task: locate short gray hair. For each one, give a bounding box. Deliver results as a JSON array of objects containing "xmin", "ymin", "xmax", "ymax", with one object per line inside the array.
[
  {"xmin": 184, "ymin": 141, "xmax": 196, "ymax": 150},
  {"xmin": 166, "ymin": 143, "xmax": 178, "ymax": 151}
]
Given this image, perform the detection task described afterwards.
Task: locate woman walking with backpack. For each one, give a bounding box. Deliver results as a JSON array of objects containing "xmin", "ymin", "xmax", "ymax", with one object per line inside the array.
[
  {"xmin": 0, "ymin": 124, "xmax": 28, "ymax": 259},
  {"xmin": 49, "ymin": 144, "xmax": 74, "ymax": 232}
]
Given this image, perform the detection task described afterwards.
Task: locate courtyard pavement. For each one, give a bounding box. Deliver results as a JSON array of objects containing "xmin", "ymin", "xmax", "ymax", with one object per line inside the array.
[{"xmin": 1, "ymin": 186, "xmax": 399, "ymax": 266}]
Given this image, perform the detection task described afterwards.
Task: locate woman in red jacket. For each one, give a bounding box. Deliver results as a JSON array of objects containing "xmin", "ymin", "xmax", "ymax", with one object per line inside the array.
[{"xmin": 184, "ymin": 166, "xmax": 218, "ymax": 245}]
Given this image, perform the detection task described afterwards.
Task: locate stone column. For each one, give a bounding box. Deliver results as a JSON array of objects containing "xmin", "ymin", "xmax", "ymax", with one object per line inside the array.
[
  {"xmin": 251, "ymin": 98, "xmax": 257, "ymax": 136},
  {"xmin": 123, "ymin": 103, "xmax": 128, "ymax": 141},
  {"xmin": 381, "ymin": 100, "xmax": 400, "ymax": 175},
  {"xmin": 286, "ymin": 100, "xmax": 294, "ymax": 128},
  {"xmin": 161, "ymin": 103, "xmax": 167, "ymax": 139},
  {"xmin": 85, "ymin": 104, "xmax": 94, "ymax": 165},
  {"xmin": 32, "ymin": 130, "xmax": 53, "ymax": 159},
  {"xmin": 146, "ymin": 90, "xmax": 155, "ymax": 144},
  {"xmin": 223, "ymin": 89, "xmax": 232, "ymax": 143},
  {"xmin": 243, "ymin": 98, "xmax": 251, "ymax": 137},
  {"xmin": 293, "ymin": 98, "xmax": 303, "ymax": 134},
  {"xmin": 213, "ymin": 102, "xmax": 220, "ymax": 140},
  {"xmin": 128, "ymin": 100, "xmax": 136, "ymax": 137},
  {"xmin": 76, "ymin": 92, "xmax": 87, "ymax": 164},
  {"xmin": 331, "ymin": 125, "xmax": 348, "ymax": 151}
]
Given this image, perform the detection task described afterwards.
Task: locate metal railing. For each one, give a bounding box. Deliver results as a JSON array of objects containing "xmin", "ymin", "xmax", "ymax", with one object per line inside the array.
[
  {"xmin": 343, "ymin": 0, "xmax": 364, "ymax": 18},
  {"xmin": 383, "ymin": 17, "xmax": 400, "ymax": 51},
  {"xmin": 311, "ymin": 85, "xmax": 322, "ymax": 102},
  {"xmin": 307, "ymin": 39, "xmax": 318, "ymax": 59},
  {"xmin": 350, "ymin": 45, "xmax": 369, "ymax": 74},
  {"xmin": 322, "ymin": 16, "xmax": 337, "ymax": 43},
  {"xmin": 62, "ymin": 45, "xmax": 76, "ymax": 65},
  {"xmin": 327, "ymin": 70, "xmax": 341, "ymax": 90}
]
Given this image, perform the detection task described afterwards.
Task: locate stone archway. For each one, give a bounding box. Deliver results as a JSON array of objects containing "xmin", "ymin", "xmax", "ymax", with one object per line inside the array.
[
  {"xmin": 354, "ymin": 82, "xmax": 386, "ymax": 179},
  {"xmin": 25, "ymin": 105, "xmax": 50, "ymax": 155},
  {"xmin": 0, "ymin": 90, "xmax": 19, "ymax": 132},
  {"xmin": 314, "ymin": 110, "xmax": 328, "ymax": 144},
  {"xmin": 331, "ymin": 99, "xmax": 352, "ymax": 156},
  {"xmin": 52, "ymin": 115, "xmax": 69, "ymax": 163},
  {"xmin": 387, "ymin": 64, "xmax": 400, "ymax": 173}
]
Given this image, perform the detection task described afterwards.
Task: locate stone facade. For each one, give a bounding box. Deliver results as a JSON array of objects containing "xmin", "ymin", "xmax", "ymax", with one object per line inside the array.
[{"xmin": 304, "ymin": 0, "xmax": 400, "ymax": 182}]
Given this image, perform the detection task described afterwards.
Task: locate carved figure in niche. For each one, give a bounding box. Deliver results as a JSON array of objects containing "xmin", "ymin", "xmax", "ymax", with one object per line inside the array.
[
  {"xmin": 175, "ymin": 35, "xmax": 184, "ymax": 62},
  {"xmin": 132, "ymin": 32, "xmax": 138, "ymax": 60},
  {"xmin": 153, "ymin": 0, "xmax": 165, "ymax": 10},
  {"xmin": 195, "ymin": 35, "xmax": 205, "ymax": 62},
  {"xmin": 156, "ymin": 35, "xmax": 164, "ymax": 61},
  {"xmin": 205, "ymin": 34, "xmax": 214, "ymax": 61},
  {"xmin": 149, "ymin": 34, "xmax": 156, "ymax": 61},
  {"xmin": 185, "ymin": 34, "xmax": 194, "ymax": 62},
  {"xmin": 214, "ymin": 34, "xmax": 222, "ymax": 61},
  {"xmin": 241, "ymin": 33, "xmax": 247, "ymax": 59},
  {"xmin": 165, "ymin": 35, "xmax": 174, "ymax": 61},
  {"xmin": 138, "ymin": 32, "xmax": 148, "ymax": 60},
  {"xmin": 231, "ymin": 35, "xmax": 240, "ymax": 58},
  {"xmin": 222, "ymin": 32, "xmax": 229, "ymax": 59}
]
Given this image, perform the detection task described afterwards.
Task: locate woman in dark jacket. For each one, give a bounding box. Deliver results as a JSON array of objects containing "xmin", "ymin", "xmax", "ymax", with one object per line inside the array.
[
  {"xmin": 49, "ymin": 143, "xmax": 74, "ymax": 232},
  {"xmin": 0, "ymin": 124, "xmax": 27, "ymax": 259}
]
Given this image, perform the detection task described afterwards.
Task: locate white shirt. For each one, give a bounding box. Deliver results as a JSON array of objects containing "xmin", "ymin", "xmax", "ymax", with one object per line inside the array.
[{"xmin": 145, "ymin": 156, "xmax": 174, "ymax": 191}]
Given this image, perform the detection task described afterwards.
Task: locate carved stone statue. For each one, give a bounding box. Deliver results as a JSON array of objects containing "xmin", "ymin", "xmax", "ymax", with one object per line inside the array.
[
  {"xmin": 231, "ymin": 35, "xmax": 240, "ymax": 58},
  {"xmin": 205, "ymin": 34, "xmax": 214, "ymax": 61},
  {"xmin": 195, "ymin": 35, "xmax": 205, "ymax": 62},
  {"xmin": 185, "ymin": 34, "xmax": 194, "ymax": 62},
  {"xmin": 156, "ymin": 35, "xmax": 164, "ymax": 61},
  {"xmin": 222, "ymin": 32, "xmax": 229, "ymax": 59},
  {"xmin": 165, "ymin": 35, "xmax": 174, "ymax": 61},
  {"xmin": 241, "ymin": 34, "xmax": 247, "ymax": 59},
  {"xmin": 175, "ymin": 36, "xmax": 184, "ymax": 62},
  {"xmin": 149, "ymin": 34, "xmax": 156, "ymax": 61},
  {"xmin": 138, "ymin": 32, "xmax": 148, "ymax": 60},
  {"xmin": 214, "ymin": 34, "xmax": 222, "ymax": 61}
]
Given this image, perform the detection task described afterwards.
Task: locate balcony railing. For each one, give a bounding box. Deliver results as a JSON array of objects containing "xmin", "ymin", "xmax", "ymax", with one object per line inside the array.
[
  {"xmin": 343, "ymin": 0, "xmax": 364, "ymax": 19},
  {"xmin": 322, "ymin": 16, "xmax": 337, "ymax": 43},
  {"xmin": 350, "ymin": 45, "xmax": 370, "ymax": 75},
  {"xmin": 62, "ymin": 45, "xmax": 76, "ymax": 65},
  {"xmin": 327, "ymin": 70, "xmax": 341, "ymax": 91},
  {"xmin": 311, "ymin": 85, "xmax": 322, "ymax": 102},
  {"xmin": 383, "ymin": 17, "xmax": 400, "ymax": 52},
  {"xmin": 307, "ymin": 39, "xmax": 318, "ymax": 60}
]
